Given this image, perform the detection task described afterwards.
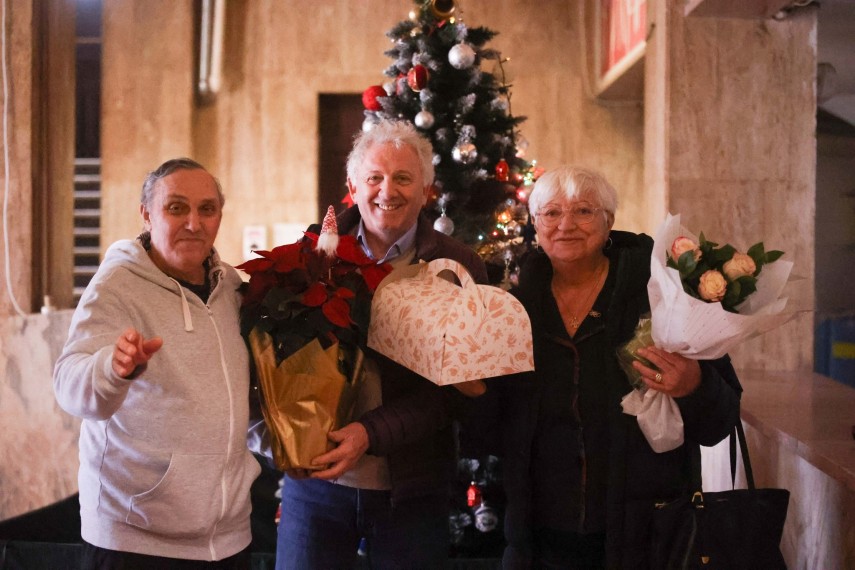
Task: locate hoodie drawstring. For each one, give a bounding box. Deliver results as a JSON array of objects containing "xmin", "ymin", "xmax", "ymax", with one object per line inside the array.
[{"xmin": 175, "ymin": 281, "xmax": 195, "ymax": 332}]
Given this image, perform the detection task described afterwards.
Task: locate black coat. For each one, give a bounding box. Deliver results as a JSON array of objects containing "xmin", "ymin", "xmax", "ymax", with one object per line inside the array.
[{"xmin": 478, "ymin": 231, "xmax": 742, "ymax": 569}]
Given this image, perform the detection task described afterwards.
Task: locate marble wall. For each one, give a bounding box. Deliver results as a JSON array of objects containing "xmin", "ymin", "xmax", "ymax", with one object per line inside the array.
[
  {"xmin": 98, "ymin": 0, "xmax": 646, "ymax": 268},
  {"xmin": 702, "ymin": 418, "xmax": 855, "ymax": 569},
  {"xmin": 0, "ymin": 311, "xmax": 78, "ymax": 521},
  {"xmin": 645, "ymin": 0, "xmax": 816, "ymax": 371}
]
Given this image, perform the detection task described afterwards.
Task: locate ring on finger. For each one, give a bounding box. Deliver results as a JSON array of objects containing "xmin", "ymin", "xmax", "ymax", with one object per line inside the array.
[{"xmin": 654, "ymin": 372, "xmax": 663, "ymax": 383}]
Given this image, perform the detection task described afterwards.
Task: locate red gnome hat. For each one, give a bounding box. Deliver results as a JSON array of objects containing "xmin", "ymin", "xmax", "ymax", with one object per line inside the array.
[{"xmin": 316, "ymin": 205, "xmax": 339, "ymax": 257}]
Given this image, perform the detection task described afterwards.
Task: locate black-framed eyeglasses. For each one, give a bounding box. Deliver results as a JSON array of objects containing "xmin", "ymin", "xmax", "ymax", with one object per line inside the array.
[{"xmin": 535, "ymin": 205, "xmax": 603, "ymax": 227}]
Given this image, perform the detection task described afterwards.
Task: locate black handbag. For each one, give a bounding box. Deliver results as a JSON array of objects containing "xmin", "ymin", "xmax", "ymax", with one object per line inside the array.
[{"xmin": 651, "ymin": 420, "xmax": 790, "ymax": 569}]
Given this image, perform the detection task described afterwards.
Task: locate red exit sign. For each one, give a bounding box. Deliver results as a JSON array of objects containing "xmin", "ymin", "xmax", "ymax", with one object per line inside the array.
[{"xmin": 601, "ymin": 0, "xmax": 647, "ymax": 76}]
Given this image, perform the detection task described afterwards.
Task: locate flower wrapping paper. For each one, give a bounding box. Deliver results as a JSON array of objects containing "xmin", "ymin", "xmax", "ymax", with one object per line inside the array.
[
  {"xmin": 367, "ymin": 258, "xmax": 534, "ymax": 386},
  {"xmin": 249, "ymin": 329, "xmax": 363, "ymax": 471},
  {"xmin": 648, "ymin": 213, "xmax": 795, "ymax": 359},
  {"xmin": 623, "ymin": 213, "xmax": 795, "ymax": 452}
]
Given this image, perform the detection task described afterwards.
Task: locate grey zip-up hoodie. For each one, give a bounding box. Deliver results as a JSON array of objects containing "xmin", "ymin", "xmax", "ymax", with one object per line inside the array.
[{"xmin": 54, "ymin": 239, "xmax": 260, "ymax": 561}]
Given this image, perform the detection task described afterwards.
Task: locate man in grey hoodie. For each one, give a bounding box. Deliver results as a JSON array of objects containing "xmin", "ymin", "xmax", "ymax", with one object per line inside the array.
[{"xmin": 54, "ymin": 158, "xmax": 260, "ymax": 569}]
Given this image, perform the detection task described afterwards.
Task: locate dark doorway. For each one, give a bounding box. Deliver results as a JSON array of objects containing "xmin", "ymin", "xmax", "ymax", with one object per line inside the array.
[
  {"xmin": 317, "ymin": 94, "xmax": 364, "ymax": 219},
  {"xmin": 76, "ymin": 0, "xmax": 101, "ymax": 159}
]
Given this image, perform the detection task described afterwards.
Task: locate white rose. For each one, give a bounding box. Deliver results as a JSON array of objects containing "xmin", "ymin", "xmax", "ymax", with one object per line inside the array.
[
  {"xmin": 723, "ymin": 252, "xmax": 757, "ymax": 280},
  {"xmin": 671, "ymin": 236, "xmax": 700, "ymax": 262},
  {"xmin": 698, "ymin": 270, "xmax": 727, "ymax": 302}
]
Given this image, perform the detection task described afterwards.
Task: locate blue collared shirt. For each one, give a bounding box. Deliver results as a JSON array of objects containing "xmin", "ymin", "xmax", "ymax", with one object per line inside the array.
[{"xmin": 356, "ymin": 220, "xmax": 418, "ymax": 264}]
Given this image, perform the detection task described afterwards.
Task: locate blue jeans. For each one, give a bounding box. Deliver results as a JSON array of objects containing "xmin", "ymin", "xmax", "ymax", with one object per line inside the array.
[{"xmin": 276, "ymin": 476, "xmax": 449, "ymax": 569}]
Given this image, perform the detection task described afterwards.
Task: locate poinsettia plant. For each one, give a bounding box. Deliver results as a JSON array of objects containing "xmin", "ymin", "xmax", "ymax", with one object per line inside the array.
[{"xmin": 236, "ymin": 206, "xmax": 392, "ymax": 365}]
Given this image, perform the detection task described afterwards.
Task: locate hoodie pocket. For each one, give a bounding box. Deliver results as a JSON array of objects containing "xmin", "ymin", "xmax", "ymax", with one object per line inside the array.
[
  {"xmin": 126, "ymin": 453, "xmax": 223, "ymax": 538},
  {"xmin": 216, "ymin": 451, "xmax": 262, "ymax": 534}
]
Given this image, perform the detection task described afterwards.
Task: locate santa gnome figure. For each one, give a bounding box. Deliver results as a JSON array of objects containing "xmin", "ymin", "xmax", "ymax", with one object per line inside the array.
[{"xmin": 316, "ymin": 205, "xmax": 339, "ymax": 257}]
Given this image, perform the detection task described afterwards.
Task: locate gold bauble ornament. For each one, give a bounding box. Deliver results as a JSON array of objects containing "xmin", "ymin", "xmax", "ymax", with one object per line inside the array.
[{"xmin": 430, "ymin": 0, "xmax": 455, "ymax": 19}]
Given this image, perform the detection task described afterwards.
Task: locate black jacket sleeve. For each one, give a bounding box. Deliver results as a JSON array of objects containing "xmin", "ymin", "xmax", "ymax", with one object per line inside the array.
[{"xmin": 676, "ymin": 354, "xmax": 743, "ymax": 446}]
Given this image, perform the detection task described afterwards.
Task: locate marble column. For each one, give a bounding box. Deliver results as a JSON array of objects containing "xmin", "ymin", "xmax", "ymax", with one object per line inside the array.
[{"xmin": 0, "ymin": 311, "xmax": 78, "ymax": 521}]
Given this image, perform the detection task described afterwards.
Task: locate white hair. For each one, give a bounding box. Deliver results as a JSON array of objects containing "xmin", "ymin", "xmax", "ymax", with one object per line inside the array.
[{"xmin": 528, "ymin": 165, "xmax": 618, "ymax": 217}]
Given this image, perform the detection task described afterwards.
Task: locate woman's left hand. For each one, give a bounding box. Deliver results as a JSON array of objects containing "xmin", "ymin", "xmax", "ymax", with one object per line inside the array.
[{"xmin": 633, "ymin": 346, "xmax": 701, "ymax": 398}]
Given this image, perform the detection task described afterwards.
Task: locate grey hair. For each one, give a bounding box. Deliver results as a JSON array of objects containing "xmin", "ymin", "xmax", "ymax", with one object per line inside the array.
[
  {"xmin": 528, "ymin": 165, "xmax": 618, "ymax": 218},
  {"xmin": 345, "ymin": 120, "xmax": 435, "ymax": 187},
  {"xmin": 140, "ymin": 157, "xmax": 224, "ymax": 208}
]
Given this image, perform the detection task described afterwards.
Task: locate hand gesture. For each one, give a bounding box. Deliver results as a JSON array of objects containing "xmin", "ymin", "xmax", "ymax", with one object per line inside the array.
[
  {"xmin": 112, "ymin": 327, "xmax": 163, "ymax": 378},
  {"xmin": 633, "ymin": 346, "xmax": 701, "ymax": 398},
  {"xmin": 309, "ymin": 422, "xmax": 370, "ymax": 481}
]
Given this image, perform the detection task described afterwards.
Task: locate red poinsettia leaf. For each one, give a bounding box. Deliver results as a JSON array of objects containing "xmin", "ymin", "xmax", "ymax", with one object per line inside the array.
[
  {"xmin": 251, "ymin": 249, "xmax": 276, "ymax": 259},
  {"xmin": 334, "ymin": 287, "xmax": 356, "ymax": 300},
  {"xmin": 302, "ymin": 282, "xmax": 328, "ymax": 307},
  {"xmin": 242, "ymin": 271, "xmax": 278, "ymax": 306},
  {"xmin": 322, "ymin": 296, "xmax": 352, "ymax": 327},
  {"xmin": 235, "ymin": 256, "xmax": 274, "ymax": 274},
  {"xmin": 361, "ymin": 262, "xmax": 393, "ymax": 291},
  {"xmin": 272, "ymin": 242, "xmax": 306, "ymax": 273},
  {"xmin": 335, "ymin": 235, "xmax": 373, "ymax": 265},
  {"xmin": 270, "ymin": 241, "xmax": 301, "ymax": 255}
]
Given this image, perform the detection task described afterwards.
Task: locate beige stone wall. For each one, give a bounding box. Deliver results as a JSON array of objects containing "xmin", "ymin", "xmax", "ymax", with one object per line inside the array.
[
  {"xmin": 0, "ymin": 311, "xmax": 78, "ymax": 521},
  {"xmin": 0, "ymin": 0, "xmax": 76, "ymax": 317},
  {"xmin": 101, "ymin": 0, "xmax": 645, "ymax": 266},
  {"xmin": 646, "ymin": 0, "xmax": 816, "ymax": 371},
  {"xmin": 100, "ymin": 0, "xmax": 196, "ymax": 249},
  {"xmin": 0, "ymin": 1, "xmax": 35, "ymax": 316}
]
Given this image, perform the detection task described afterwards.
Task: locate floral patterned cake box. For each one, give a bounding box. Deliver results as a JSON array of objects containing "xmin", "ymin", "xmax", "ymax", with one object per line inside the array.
[{"xmin": 368, "ymin": 258, "xmax": 534, "ymax": 386}]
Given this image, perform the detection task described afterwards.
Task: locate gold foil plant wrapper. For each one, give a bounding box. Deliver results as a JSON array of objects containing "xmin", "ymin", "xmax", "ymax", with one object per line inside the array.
[{"xmin": 250, "ymin": 329, "xmax": 364, "ymax": 471}]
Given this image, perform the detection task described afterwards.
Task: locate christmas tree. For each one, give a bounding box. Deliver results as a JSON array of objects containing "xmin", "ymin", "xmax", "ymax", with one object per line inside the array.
[
  {"xmin": 360, "ymin": 2, "xmax": 545, "ymax": 559},
  {"xmin": 361, "ymin": 0, "xmax": 541, "ymax": 287}
]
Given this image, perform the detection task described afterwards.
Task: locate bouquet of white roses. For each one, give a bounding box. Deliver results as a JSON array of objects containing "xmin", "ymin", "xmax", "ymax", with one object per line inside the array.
[{"xmin": 619, "ymin": 213, "xmax": 794, "ymax": 451}]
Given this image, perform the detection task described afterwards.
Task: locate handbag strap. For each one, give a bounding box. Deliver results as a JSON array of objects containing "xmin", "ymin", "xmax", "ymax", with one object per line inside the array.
[
  {"xmin": 733, "ymin": 419, "xmax": 757, "ymax": 490},
  {"xmin": 690, "ymin": 418, "xmax": 756, "ymax": 492}
]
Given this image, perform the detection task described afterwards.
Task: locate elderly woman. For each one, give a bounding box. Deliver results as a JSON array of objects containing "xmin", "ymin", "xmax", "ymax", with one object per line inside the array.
[
  {"xmin": 54, "ymin": 158, "xmax": 259, "ymax": 569},
  {"xmin": 492, "ymin": 166, "xmax": 742, "ymax": 568}
]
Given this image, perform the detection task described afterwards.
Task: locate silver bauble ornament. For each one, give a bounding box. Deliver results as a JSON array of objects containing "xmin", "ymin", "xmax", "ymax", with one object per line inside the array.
[
  {"xmin": 448, "ymin": 43, "xmax": 476, "ymax": 69},
  {"xmin": 452, "ymin": 142, "xmax": 478, "ymax": 164},
  {"xmin": 414, "ymin": 110, "xmax": 435, "ymax": 129},
  {"xmin": 474, "ymin": 503, "xmax": 499, "ymax": 533},
  {"xmin": 433, "ymin": 213, "xmax": 455, "ymax": 235},
  {"xmin": 492, "ymin": 98, "xmax": 509, "ymax": 113}
]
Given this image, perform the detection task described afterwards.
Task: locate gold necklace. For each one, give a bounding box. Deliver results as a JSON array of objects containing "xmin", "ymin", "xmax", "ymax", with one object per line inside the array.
[{"xmin": 553, "ymin": 260, "xmax": 607, "ymax": 331}]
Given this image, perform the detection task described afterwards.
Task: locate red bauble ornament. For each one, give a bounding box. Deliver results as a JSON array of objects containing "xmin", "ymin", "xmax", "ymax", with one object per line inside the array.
[
  {"xmin": 495, "ymin": 159, "xmax": 509, "ymax": 182},
  {"xmin": 407, "ymin": 65, "xmax": 430, "ymax": 92},
  {"xmin": 362, "ymin": 85, "xmax": 387, "ymax": 111},
  {"xmin": 467, "ymin": 481, "xmax": 482, "ymax": 508}
]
